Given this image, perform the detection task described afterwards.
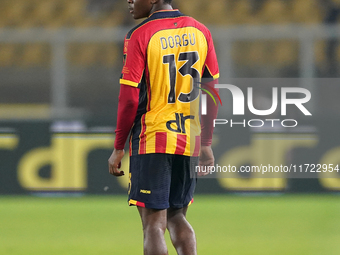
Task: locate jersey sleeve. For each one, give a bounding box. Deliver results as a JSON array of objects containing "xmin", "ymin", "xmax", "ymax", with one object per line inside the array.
[
  {"xmin": 119, "ymin": 33, "xmax": 146, "ymax": 88},
  {"xmin": 201, "ymin": 27, "xmax": 219, "ymax": 145},
  {"xmin": 201, "ymin": 79, "xmax": 219, "ymax": 146},
  {"xmin": 202, "ymin": 29, "xmax": 219, "ymax": 80},
  {"xmin": 114, "ymin": 84, "xmax": 140, "ymax": 150}
]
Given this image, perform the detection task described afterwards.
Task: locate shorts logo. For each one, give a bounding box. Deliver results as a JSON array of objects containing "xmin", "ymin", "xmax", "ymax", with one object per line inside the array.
[{"xmin": 140, "ymin": 189, "xmax": 151, "ymax": 194}]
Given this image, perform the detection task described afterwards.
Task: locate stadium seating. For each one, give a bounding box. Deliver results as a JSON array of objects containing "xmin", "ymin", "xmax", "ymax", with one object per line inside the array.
[
  {"xmin": 0, "ymin": 0, "xmax": 124, "ymax": 67},
  {"xmin": 232, "ymin": 0, "xmax": 257, "ymax": 24},
  {"xmin": 0, "ymin": 0, "xmax": 327, "ymax": 28},
  {"xmin": 201, "ymin": 0, "xmax": 232, "ymax": 25},
  {"xmin": 290, "ymin": 0, "xmax": 323, "ymax": 23},
  {"xmin": 21, "ymin": 44, "xmax": 50, "ymax": 67},
  {"xmin": 67, "ymin": 43, "xmax": 120, "ymax": 67},
  {"xmin": 0, "ymin": 0, "xmax": 333, "ymax": 69},
  {"xmin": 258, "ymin": 0, "xmax": 290, "ymax": 24},
  {"xmin": 0, "ymin": 44, "xmax": 17, "ymax": 67}
]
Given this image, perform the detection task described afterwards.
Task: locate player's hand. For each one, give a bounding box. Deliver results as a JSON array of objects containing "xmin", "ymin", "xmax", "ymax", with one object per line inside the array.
[
  {"xmin": 198, "ymin": 145, "xmax": 214, "ymax": 176},
  {"xmin": 108, "ymin": 149, "xmax": 125, "ymax": 176}
]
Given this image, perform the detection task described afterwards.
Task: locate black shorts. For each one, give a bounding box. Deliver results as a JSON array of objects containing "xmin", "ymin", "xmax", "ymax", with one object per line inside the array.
[{"xmin": 128, "ymin": 153, "xmax": 198, "ymax": 210}]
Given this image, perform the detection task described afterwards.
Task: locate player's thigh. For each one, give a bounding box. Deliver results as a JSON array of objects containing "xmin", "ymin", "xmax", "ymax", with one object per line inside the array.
[
  {"xmin": 138, "ymin": 207, "xmax": 168, "ymax": 230},
  {"xmin": 167, "ymin": 206, "xmax": 188, "ymax": 220}
]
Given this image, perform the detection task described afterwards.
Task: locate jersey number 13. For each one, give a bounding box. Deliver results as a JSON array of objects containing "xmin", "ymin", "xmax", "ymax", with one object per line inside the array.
[{"xmin": 163, "ymin": 51, "xmax": 200, "ymax": 104}]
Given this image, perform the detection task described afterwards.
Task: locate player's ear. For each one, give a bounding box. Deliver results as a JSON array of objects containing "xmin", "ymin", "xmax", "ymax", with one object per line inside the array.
[{"xmin": 150, "ymin": 0, "xmax": 158, "ymax": 4}]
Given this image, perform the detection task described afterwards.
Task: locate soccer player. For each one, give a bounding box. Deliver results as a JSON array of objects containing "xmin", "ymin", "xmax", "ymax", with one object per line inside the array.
[{"xmin": 108, "ymin": 0, "xmax": 219, "ymax": 254}]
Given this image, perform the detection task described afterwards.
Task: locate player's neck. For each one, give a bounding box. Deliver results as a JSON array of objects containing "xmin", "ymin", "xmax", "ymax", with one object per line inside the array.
[{"xmin": 150, "ymin": 4, "xmax": 173, "ymax": 15}]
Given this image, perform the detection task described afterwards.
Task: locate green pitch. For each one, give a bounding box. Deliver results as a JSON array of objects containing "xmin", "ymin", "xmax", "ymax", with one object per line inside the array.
[{"xmin": 0, "ymin": 194, "xmax": 339, "ymax": 255}]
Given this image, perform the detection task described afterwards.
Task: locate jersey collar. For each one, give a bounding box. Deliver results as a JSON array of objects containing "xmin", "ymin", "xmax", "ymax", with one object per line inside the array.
[{"xmin": 148, "ymin": 9, "xmax": 183, "ymax": 19}]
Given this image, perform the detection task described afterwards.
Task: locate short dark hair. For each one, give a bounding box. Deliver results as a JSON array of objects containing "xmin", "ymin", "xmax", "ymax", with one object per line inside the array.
[{"xmin": 164, "ymin": 0, "xmax": 172, "ymax": 4}]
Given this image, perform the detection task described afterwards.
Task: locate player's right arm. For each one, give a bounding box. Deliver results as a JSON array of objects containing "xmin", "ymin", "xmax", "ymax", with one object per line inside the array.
[{"xmin": 109, "ymin": 84, "xmax": 140, "ymax": 176}]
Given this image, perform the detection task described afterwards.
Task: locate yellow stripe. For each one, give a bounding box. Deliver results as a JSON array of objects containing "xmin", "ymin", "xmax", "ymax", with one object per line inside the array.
[
  {"xmin": 120, "ymin": 79, "xmax": 139, "ymax": 87},
  {"xmin": 129, "ymin": 199, "xmax": 138, "ymax": 206},
  {"xmin": 213, "ymin": 73, "xmax": 220, "ymax": 79}
]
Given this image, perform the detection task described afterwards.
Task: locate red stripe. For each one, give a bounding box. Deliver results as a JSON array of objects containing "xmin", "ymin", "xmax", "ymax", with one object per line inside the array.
[
  {"xmin": 139, "ymin": 115, "xmax": 147, "ymax": 154},
  {"xmin": 136, "ymin": 201, "xmax": 145, "ymax": 207},
  {"xmin": 175, "ymin": 134, "xmax": 187, "ymax": 155},
  {"xmin": 155, "ymin": 132, "xmax": 167, "ymax": 153},
  {"xmin": 192, "ymin": 136, "xmax": 200, "ymax": 157},
  {"xmin": 129, "ymin": 136, "xmax": 132, "ymax": 156}
]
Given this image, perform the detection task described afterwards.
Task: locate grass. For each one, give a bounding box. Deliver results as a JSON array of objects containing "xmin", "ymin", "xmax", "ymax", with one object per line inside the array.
[{"xmin": 0, "ymin": 195, "xmax": 339, "ymax": 255}]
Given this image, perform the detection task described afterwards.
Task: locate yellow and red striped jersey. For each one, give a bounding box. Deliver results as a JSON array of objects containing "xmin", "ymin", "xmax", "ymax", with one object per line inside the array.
[{"xmin": 120, "ymin": 10, "xmax": 219, "ymax": 156}]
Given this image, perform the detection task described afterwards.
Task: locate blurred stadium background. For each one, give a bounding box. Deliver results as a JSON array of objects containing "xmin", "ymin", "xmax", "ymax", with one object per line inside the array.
[
  {"xmin": 0, "ymin": 0, "xmax": 340, "ymax": 254},
  {"xmin": 1, "ymin": 0, "xmax": 340, "ymax": 119}
]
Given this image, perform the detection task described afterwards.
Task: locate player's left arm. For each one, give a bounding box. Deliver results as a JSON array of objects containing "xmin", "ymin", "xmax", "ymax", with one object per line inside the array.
[
  {"xmin": 108, "ymin": 84, "xmax": 140, "ymax": 176},
  {"xmin": 199, "ymin": 27, "xmax": 220, "ymax": 175},
  {"xmin": 199, "ymin": 78, "xmax": 219, "ymax": 176},
  {"xmin": 200, "ymin": 26, "xmax": 220, "ymax": 144}
]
